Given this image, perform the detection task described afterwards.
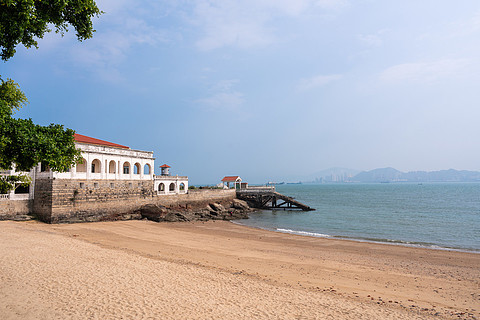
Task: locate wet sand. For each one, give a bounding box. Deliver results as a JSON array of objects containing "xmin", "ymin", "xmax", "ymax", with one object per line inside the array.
[{"xmin": 0, "ymin": 220, "xmax": 478, "ymax": 319}]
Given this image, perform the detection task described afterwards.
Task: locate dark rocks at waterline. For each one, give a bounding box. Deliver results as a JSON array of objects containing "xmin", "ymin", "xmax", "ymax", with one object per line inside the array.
[
  {"xmin": 232, "ymin": 198, "xmax": 250, "ymax": 210},
  {"xmin": 136, "ymin": 199, "xmax": 254, "ymax": 223}
]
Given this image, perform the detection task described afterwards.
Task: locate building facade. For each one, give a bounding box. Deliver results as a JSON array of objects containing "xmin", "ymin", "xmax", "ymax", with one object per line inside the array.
[
  {"xmin": 0, "ymin": 134, "xmax": 188, "ymax": 222},
  {"xmin": 154, "ymin": 164, "xmax": 188, "ymax": 195}
]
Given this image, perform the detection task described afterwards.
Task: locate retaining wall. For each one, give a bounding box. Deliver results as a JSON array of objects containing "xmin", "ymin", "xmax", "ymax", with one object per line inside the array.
[
  {"xmin": 153, "ymin": 189, "xmax": 236, "ymax": 207},
  {"xmin": 0, "ymin": 199, "xmax": 32, "ymax": 220},
  {"xmin": 31, "ymin": 178, "xmax": 236, "ymax": 223}
]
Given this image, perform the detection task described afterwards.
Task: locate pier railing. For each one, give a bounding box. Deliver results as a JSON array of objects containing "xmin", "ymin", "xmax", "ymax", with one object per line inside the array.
[{"xmin": 239, "ymin": 186, "xmax": 275, "ymax": 192}]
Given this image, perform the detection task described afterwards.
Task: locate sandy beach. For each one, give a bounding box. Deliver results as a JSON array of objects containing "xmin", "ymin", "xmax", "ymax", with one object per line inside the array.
[{"xmin": 0, "ymin": 220, "xmax": 478, "ymax": 319}]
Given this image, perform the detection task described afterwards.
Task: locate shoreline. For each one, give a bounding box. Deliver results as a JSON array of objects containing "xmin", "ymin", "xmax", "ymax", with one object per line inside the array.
[
  {"xmin": 232, "ymin": 219, "xmax": 480, "ymax": 254},
  {"xmin": 1, "ymin": 220, "xmax": 479, "ymax": 319}
]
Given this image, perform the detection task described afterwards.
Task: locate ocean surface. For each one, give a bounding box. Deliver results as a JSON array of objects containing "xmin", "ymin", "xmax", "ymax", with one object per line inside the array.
[{"xmin": 235, "ymin": 183, "xmax": 480, "ymax": 252}]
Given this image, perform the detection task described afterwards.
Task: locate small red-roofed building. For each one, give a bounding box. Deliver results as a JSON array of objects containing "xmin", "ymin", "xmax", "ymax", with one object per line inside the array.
[
  {"xmin": 221, "ymin": 176, "xmax": 242, "ymax": 189},
  {"xmin": 160, "ymin": 164, "xmax": 171, "ymax": 176}
]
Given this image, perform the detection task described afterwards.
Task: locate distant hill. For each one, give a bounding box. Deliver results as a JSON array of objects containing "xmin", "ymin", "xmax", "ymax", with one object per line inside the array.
[{"xmin": 351, "ymin": 168, "xmax": 480, "ymax": 183}]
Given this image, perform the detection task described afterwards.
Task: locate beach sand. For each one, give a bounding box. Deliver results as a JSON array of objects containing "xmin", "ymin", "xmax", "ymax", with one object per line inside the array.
[{"xmin": 0, "ymin": 220, "xmax": 478, "ymax": 319}]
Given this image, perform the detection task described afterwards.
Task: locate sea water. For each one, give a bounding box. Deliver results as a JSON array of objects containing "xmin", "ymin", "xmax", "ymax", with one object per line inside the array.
[{"xmin": 235, "ymin": 183, "xmax": 480, "ymax": 252}]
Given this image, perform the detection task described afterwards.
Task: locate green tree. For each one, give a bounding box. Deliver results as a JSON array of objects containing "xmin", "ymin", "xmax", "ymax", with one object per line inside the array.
[
  {"xmin": 0, "ymin": 0, "xmax": 101, "ymax": 60},
  {"xmin": 0, "ymin": 0, "xmax": 101, "ymax": 193}
]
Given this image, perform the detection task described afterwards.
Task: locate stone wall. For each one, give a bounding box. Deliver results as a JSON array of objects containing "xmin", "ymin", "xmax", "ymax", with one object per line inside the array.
[
  {"xmin": 32, "ymin": 178, "xmax": 53, "ymax": 222},
  {"xmin": 42, "ymin": 178, "xmax": 154, "ymax": 223},
  {"xmin": 0, "ymin": 199, "xmax": 32, "ymax": 220},
  {"xmin": 153, "ymin": 189, "xmax": 236, "ymax": 207},
  {"xmin": 32, "ymin": 178, "xmax": 237, "ymax": 223}
]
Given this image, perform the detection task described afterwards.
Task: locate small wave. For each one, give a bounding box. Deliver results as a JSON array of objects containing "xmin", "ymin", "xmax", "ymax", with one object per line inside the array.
[
  {"xmin": 334, "ymin": 235, "xmax": 437, "ymax": 247},
  {"xmin": 276, "ymin": 228, "xmax": 330, "ymax": 238},
  {"xmin": 332, "ymin": 236, "xmax": 480, "ymax": 253},
  {"xmin": 233, "ymin": 221, "xmax": 480, "ymax": 253}
]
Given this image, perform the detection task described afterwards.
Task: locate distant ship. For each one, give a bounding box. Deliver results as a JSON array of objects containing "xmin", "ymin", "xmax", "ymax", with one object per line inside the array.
[
  {"xmin": 286, "ymin": 182, "xmax": 302, "ymax": 185},
  {"xmin": 267, "ymin": 182, "xmax": 285, "ymax": 185}
]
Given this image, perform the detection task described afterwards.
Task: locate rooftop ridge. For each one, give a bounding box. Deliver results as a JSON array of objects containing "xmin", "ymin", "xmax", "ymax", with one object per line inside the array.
[{"xmin": 74, "ymin": 133, "xmax": 129, "ymax": 149}]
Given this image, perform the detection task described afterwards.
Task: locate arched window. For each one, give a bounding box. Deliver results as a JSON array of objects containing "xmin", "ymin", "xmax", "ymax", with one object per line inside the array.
[
  {"xmin": 76, "ymin": 158, "xmax": 87, "ymax": 173},
  {"xmin": 180, "ymin": 183, "xmax": 185, "ymax": 191},
  {"xmin": 109, "ymin": 160, "xmax": 116, "ymax": 173},
  {"xmin": 134, "ymin": 163, "xmax": 141, "ymax": 175},
  {"xmin": 169, "ymin": 183, "xmax": 175, "ymax": 192},
  {"xmin": 158, "ymin": 183, "xmax": 165, "ymax": 191},
  {"xmin": 123, "ymin": 162, "xmax": 130, "ymax": 174},
  {"xmin": 144, "ymin": 164, "xmax": 151, "ymax": 175},
  {"xmin": 91, "ymin": 159, "xmax": 101, "ymax": 173}
]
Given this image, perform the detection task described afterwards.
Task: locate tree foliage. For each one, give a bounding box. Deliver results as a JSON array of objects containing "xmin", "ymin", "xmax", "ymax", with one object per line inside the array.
[
  {"xmin": 0, "ymin": 76, "xmax": 82, "ymax": 173},
  {"xmin": 0, "ymin": 0, "xmax": 101, "ymax": 60},
  {"xmin": 0, "ymin": 0, "xmax": 101, "ymax": 193},
  {"xmin": 0, "ymin": 173, "xmax": 30, "ymax": 194}
]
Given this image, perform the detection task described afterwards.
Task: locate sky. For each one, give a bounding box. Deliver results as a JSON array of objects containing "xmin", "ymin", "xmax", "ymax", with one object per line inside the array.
[{"xmin": 2, "ymin": 0, "xmax": 480, "ymax": 184}]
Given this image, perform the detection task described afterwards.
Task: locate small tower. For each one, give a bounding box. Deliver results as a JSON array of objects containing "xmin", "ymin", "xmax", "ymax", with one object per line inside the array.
[{"xmin": 160, "ymin": 164, "xmax": 171, "ymax": 176}]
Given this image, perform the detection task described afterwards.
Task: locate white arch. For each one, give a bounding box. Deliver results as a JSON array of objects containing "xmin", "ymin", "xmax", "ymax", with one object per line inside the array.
[
  {"xmin": 91, "ymin": 159, "xmax": 101, "ymax": 173},
  {"xmin": 76, "ymin": 158, "xmax": 87, "ymax": 173},
  {"xmin": 144, "ymin": 163, "xmax": 151, "ymax": 175},
  {"xmin": 123, "ymin": 162, "xmax": 131, "ymax": 175},
  {"xmin": 134, "ymin": 162, "xmax": 141, "ymax": 175},
  {"xmin": 108, "ymin": 160, "xmax": 116, "ymax": 173}
]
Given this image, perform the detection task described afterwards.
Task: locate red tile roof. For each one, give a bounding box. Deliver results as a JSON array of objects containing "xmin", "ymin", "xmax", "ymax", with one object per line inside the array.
[
  {"xmin": 160, "ymin": 164, "xmax": 171, "ymax": 168},
  {"xmin": 221, "ymin": 176, "xmax": 241, "ymax": 182},
  {"xmin": 74, "ymin": 134, "xmax": 129, "ymax": 149}
]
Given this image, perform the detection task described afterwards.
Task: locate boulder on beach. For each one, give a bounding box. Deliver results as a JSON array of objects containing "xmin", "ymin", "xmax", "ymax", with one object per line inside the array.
[{"xmin": 138, "ymin": 204, "xmax": 167, "ymax": 222}]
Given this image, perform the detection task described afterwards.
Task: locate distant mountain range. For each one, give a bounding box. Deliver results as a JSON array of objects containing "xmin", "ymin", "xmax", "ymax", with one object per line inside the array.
[{"xmin": 305, "ymin": 167, "xmax": 480, "ymax": 183}]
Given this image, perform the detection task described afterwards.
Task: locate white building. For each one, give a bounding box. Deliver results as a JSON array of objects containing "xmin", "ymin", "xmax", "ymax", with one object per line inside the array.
[
  {"xmin": 0, "ymin": 167, "xmax": 35, "ymax": 201},
  {"xmin": 39, "ymin": 134, "xmax": 155, "ymax": 182},
  {"xmin": 1, "ymin": 133, "xmax": 188, "ymax": 200},
  {"xmin": 154, "ymin": 164, "xmax": 188, "ymax": 195}
]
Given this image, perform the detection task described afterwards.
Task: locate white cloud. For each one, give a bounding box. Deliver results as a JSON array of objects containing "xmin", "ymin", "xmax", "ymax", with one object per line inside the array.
[
  {"xmin": 195, "ymin": 79, "xmax": 244, "ymax": 111},
  {"xmin": 259, "ymin": 0, "xmax": 312, "ymax": 15},
  {"xmin": 95, "ymin": 0, "xmax": 130, "ymax": 14},
  {"xmin": 379, "ymin": 59, "xmax": 471, "ymax": 84},
  {"xmin": 190, "ymin": 0, "xmax": 349, "ymax": 51},
  {"xmin": 449, "ymin": 10, "xmax": 480, "ymax": 37},
  {"xmin": 415, "ymin": 10, "xmax": 480, "ymax": 43},
  {"xmin": 357, "ymin": 29, "xmax": 389, "ymax": 48},
  {"xmin": 297, "ymin": 74, "xmax": 342, "ymax": 91},
  {"xmin": 68, "ymin": 4, "xmax": 170, "ymax": 83},
  {"xmin": 315, "ymin": 0, "xmax": 349, "ymax": 10},
  {"xmin": 196, "ymin": 92, "xmax": 244, "ymax": 110},
  {"xmin": 211, "ymin": 79, "xmax": 239, "ymax": 92},
  {"xmin": 192, "ymin": 1, "xmax": 273, "ymax": 51},
  {"xmin": 357, "ymin": 34, "xmax": 381, "ymax": 47}
]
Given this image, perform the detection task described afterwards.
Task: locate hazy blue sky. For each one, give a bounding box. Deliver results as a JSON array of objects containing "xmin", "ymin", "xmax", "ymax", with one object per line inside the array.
[{"xmin": 3, "ymin": 0, "xmax": 480, "ymax": 184}]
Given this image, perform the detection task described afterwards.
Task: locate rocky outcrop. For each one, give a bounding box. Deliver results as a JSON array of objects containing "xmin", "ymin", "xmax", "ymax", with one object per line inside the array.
[{"xmin": 136, "ymin": 198, "xmax": 253, "ymax": 223}]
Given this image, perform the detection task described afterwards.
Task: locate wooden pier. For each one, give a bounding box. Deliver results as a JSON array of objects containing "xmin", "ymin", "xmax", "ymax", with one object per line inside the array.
[{"xmin": 236, "ymin": 187, "xmax": 315, "ymax": 211}]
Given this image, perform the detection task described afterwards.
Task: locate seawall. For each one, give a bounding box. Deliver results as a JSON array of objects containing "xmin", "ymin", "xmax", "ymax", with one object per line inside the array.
[
  {"xmin": 0, "ymin": 199, "xmax": 32, "ymax": 221},
  {"xmin": 2, "ymin": 177, "xmax": 241, "ymax": 223}
]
